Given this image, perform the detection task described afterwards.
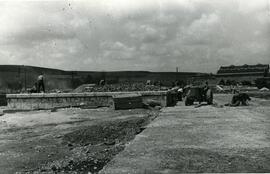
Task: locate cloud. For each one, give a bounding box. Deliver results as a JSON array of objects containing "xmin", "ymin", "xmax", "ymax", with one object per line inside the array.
[
  {"xmin": 0, "ymin": 0, "xmax": 269, "ymax": 72},
  {"xmin": 100, "ymin": 41, "xmax": 136, "ymax": 61}
]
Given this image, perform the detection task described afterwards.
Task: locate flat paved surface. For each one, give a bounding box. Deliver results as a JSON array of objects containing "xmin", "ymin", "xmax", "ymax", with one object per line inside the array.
[{"xmin": 101, "ymin": 94, "xmax": 270, "ymax": 173}]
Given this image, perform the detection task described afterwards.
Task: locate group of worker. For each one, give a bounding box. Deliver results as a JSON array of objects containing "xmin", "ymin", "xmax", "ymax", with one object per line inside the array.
[
  {"xmin": 29, "ymin": 76, "xmax": 252, "ymax": 107},
  {"xmin": 171, "ymin": 81, "xmax": 251, "ymax": 107}
]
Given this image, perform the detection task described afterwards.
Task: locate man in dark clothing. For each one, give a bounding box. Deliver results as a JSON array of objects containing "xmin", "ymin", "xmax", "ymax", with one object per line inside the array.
[
  {"xmin": 225, "ymin": 92, "xmax": 251, "ymax": 106},
  {"xmin": 29, "ymin": 82, "xmax": 38, "ymax": 93},
  {"xmin": 37, "ymin": 73, "xmax": 45, "ymax": 93},
  {"xmin": 202, "ymin": 81, "xmax": 209, "ymax": 101}
]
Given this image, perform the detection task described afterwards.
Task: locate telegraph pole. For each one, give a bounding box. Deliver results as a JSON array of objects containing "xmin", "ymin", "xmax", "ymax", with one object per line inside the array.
[
  {"xmin": 71, "ymin": 71, "xmax": 74, "ymax": 88},
  {"xmin": 24, "ymin": 65, "xmax": 26, "ymax": 92}
]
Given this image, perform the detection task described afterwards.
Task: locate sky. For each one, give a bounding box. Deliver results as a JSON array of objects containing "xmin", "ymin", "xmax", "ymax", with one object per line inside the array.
[{"xmin": 0, "ymin": 0, "xmax": 269, "ymax": 73}]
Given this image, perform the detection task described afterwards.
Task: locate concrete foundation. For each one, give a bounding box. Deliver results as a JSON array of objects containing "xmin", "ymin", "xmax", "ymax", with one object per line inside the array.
[{"xmin": 6, "ymin": 91, "xmax": 173, "ymax": 110}]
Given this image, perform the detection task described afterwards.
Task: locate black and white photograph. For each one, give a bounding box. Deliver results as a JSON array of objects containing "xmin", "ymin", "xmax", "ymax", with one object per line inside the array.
[{"xmin": 0, "ymin": 0, "xmax": 269, "ymax": 173}]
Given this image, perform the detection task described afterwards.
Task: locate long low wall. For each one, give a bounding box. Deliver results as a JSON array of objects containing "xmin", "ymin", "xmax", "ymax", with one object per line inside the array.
[{"xmin": 6, "ymin": 91, "xmax": 174, "ymax": 110}]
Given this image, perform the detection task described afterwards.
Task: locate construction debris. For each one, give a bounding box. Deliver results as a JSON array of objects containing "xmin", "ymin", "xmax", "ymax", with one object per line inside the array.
[{"xmin": 216, "ymin": 85, "xmax": 224, "ymax": 92}]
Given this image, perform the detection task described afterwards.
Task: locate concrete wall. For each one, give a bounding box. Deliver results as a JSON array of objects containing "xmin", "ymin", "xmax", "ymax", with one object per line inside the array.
[{"xmin": 6, "ymin": 91, "xmax": 170, "ymax": 110}]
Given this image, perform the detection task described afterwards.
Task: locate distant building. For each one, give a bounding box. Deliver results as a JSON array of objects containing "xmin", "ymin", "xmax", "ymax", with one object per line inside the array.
[
  {"xmin": 216, "ymin": 64, "xmax": 269, "ymax": 83},
  {"xmin": 217, "ymin": 64, "xmax": 269, "ymax": 76}
]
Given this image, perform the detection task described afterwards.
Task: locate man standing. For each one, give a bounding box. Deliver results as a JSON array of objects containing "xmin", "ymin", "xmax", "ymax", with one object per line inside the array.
[
  {"xmin": 202, "ymin": 81, "xmax": 209, "ymax": 101},
  {"xmin": 37, "ymin": 73, "xmax": 45, "ymax": 93}
]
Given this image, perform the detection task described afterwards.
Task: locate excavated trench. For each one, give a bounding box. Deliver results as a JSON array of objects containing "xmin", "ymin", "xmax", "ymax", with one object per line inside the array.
[{"xmin": 37, "ymin": 110, "xmax": 158, "ymax": 173}]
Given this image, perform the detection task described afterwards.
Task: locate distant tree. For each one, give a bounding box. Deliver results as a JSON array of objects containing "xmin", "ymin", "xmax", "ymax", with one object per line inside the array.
[{"xmin": 241, "ymin": 80, "xmax": 252, "ymax": 86}]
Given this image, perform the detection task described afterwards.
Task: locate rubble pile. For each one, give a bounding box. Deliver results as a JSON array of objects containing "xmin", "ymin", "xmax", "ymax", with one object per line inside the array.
[{"xmin": 73, "ymin": 82, "xmax": 168, "ymax": 93}]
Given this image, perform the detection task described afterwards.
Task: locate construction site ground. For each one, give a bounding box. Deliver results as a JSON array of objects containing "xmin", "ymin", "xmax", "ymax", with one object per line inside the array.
[
  {"xmin": 0, "ymin": 93, "xmax": 269, "ymax": 173},
  {"xmin": 0, "ymin": 107, "xmax": 159, "ymax": 173},
  {"xmin": 101, "ymin": 94, "xmax": 270, "ymax": 173}
]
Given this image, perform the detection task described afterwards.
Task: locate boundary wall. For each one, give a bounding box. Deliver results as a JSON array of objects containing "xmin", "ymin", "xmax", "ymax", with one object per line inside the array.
[{"xmin": 6, "ymin": 91, "xmax": 174, "ymax": 110}]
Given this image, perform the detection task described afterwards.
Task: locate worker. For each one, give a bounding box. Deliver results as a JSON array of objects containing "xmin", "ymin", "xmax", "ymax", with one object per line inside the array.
[
  {"xmin": 202, "ymin": 81, "xmax": 209, "ymax": 101},
  {"xmin": 99, "ymin": 79, "xmax": 105, "ymax": 86},
  {"xmin": 177, "ymin": 88, "xmax": 183, "ymax": 101},
  {"xmin": 29, "ymin": 82, "xmax": 38, "ymax": 93},
  {"xmin": 37, "ymin": 73, "xmax": 45, "ymax": 93},
  {"xmin": 225, "ymin": 91, "xmax": 251, "ymax": 107}
]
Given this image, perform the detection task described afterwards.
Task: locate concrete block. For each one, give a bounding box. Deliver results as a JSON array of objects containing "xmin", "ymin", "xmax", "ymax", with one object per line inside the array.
[{"xmin": 6, "ymin": 91, "xmax": 169, "ymax": 110}]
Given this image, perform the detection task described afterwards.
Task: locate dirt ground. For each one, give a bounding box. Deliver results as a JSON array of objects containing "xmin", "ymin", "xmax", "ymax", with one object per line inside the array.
[
  {"xmin": 0, "ymin": 107, "xmax": 159, "ymax": 173},
  {"xmin": 1, "ymin": 93, "xmax": 270, "ymax": 173}
]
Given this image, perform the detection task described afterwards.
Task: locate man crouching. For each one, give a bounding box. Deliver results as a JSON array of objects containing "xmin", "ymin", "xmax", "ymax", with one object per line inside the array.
[{"xmin": 225, "ymin": 91, "xmax": 251, "ymax": 107}]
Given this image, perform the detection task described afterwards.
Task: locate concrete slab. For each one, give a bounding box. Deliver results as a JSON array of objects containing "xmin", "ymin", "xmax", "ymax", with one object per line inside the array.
[
  {"xmin": 6, "ymin": 91, "xmax": 170, "ymax": 110},
  {"xmin": 101, "ymin": 95, "xmax": 270, "ymax": 173}
]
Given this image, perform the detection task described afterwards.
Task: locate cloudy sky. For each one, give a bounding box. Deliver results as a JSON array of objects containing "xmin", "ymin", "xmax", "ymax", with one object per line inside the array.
[{"xmin": 0, "ymin": 0, "xmax": 269, "ymax": 73}]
